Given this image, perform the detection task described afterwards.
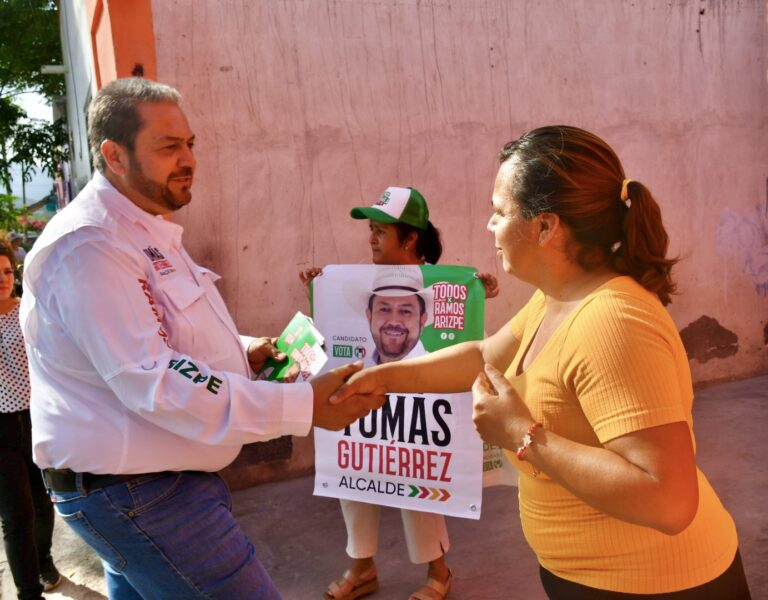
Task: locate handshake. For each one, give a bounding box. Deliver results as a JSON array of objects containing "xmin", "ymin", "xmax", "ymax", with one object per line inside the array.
[
  {"xmin": 246, "ymin": 337, "xmax": 386, "ymax": 431},
  {"xmin": 309, "ymin": 361, "xmax": 385, "ymax": 431}
]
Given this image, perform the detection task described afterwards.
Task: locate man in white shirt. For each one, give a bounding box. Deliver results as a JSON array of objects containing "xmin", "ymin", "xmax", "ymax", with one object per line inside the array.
[{"xmin": 20, "ymin": 77, "xmax": 383, "ymax": 600}]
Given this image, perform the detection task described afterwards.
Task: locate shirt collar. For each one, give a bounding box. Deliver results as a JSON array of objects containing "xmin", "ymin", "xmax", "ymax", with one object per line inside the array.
[{"xmin": 91, "ymin": 172, "xmax": 184, "ymax": 249}]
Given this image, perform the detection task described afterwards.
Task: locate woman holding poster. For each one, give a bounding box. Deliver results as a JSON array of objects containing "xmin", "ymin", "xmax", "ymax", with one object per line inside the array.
[
  {"xmin": 301, "ymin": 186, "xmax": 497, "ymax": 600},
  {"xmin": 333, "ymin": 128, "xmax": 751, "ymax": 599}
]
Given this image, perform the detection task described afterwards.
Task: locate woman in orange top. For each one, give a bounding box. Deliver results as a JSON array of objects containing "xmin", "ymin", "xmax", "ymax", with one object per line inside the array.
[{"xmin": 333, "ymin": 126, "xmax": 752, "ymax": 598}]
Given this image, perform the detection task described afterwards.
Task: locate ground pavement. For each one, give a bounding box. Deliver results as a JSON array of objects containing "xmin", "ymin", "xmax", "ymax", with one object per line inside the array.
[{"xmin": 2, "ymin": 375, "xmax": 766, "ymax": 599}]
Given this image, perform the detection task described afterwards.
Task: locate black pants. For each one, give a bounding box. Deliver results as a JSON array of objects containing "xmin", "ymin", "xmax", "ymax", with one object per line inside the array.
[
  {"xmin": 540, "ymin": 549, "xmax": 751, "ymax": 599},
  {"xmin": 0, "ymin": 410, "xmax": 55, "ymax": 600}
]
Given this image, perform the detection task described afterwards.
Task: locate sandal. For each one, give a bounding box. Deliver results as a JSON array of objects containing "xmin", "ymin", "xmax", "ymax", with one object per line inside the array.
[
  {"xmin": 323, "ymin": 565, "xmax": 379, "ymax": 600},
  {"xmin": 408, "ymin": 569, "xmax": 452, "ymax": 600}
]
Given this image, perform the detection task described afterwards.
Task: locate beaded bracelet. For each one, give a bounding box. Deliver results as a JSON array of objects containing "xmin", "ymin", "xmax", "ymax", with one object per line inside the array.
[{"xmin": 516, "ymin": 422, "xmax": 543, "ymax": 462}]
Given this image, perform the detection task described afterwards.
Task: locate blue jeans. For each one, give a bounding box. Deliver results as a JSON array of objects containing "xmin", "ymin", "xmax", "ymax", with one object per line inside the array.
[{"xmin": 47, "ymin": 471, "xmax": 281, "ymax": 599}]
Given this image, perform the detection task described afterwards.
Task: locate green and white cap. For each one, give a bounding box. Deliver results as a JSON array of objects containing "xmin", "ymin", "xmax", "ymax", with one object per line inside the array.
[{"xmin": 350, "ymin": 186, "xmax": 429, "ymax": 230}]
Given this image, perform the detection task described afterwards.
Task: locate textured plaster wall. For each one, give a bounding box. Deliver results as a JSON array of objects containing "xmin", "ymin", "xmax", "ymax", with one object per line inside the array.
[{"xmin": 151, "ymin": 0, "xmax": 767, "ymax": 385}]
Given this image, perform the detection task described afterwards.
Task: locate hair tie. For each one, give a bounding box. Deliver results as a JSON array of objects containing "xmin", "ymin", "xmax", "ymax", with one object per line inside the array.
[{"xmin": 620, "ymin": 179, "xmax": 633, "ymax": 208}]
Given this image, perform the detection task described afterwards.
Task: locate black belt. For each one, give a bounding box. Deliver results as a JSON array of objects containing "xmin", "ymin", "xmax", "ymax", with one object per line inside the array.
[{"xmin": 42, "ymin": 468, "xmax": 163, "ymax": 492}]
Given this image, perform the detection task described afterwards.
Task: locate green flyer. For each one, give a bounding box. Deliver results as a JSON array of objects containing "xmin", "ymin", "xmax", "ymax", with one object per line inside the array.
[{"xmin": 257, "ymin": 311, "xmax": 327, "ymax": 382}]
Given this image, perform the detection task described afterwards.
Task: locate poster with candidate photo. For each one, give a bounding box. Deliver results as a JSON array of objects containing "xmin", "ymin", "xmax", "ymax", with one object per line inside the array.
[{"xmin": 312, "ymin": 264, "xmax": 486, "ymax": 519}]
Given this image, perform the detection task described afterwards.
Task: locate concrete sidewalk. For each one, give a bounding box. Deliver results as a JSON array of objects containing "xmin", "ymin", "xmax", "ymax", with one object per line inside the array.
[{"xmin": 3, "ymin": 375, "xmax": 766, "ymax": 599}]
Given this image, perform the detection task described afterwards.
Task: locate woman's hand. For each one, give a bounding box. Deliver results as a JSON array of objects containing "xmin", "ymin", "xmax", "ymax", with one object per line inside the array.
[
  {"xmin": 471, "ymin": 363, "xmax": 533, "ymax": 448},
  {"xmin": 475, "ymin": 272, "xmax": 499, "ymax": 299},
  {"xmin": 329, "ymin": 364, "xmax": 390, "ymax": 405},
  {"xmin": 473, "ymin": 365, "xmax": 699, "ymax": 534},
  {"xmin": 299, "ymin": 267, "xmax": 322, "ymax": 288}
]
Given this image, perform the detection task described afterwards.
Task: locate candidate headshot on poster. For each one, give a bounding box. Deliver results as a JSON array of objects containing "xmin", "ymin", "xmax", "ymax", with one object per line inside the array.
[{"xmin": 346, "ymin": 266, "xmax": 434, "ymax": 365}]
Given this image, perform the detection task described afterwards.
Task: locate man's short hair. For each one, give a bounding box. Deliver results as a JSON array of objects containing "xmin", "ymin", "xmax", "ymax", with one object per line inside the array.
[{"xmin": 87, "ymin": 78, "xmax": 182, "ymax": 173}]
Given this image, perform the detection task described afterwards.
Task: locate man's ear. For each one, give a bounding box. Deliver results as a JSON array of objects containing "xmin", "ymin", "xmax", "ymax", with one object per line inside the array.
[
  {"xmin": 365, "ymin": 308, "xmax": 372, "ymax": 322},
  {"xmin": 537, "ymin": 212, "xmax": 561, "ymax": 245},
  {"xmin": 420, "ymin": 310, "xmax": 428, "ymax": 327},
  {"xmin": 100, "ymin": 139, "xmax": 130, "ymax": 177}
]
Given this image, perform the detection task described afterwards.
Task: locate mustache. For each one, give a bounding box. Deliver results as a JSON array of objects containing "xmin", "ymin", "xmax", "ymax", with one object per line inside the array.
[
  {"xmin": 381, "ymin": 325, "xmax": 408, "ymax": 335},
  {"xmin": 169, "ymin": 168, "xmax": 194, "ymax": 179}
]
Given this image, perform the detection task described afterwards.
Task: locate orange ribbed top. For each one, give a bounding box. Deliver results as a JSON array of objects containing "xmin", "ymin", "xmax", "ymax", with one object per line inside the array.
[{"xmin": 504, "ymin": 276, "xmax": 738, "ymax": 594}]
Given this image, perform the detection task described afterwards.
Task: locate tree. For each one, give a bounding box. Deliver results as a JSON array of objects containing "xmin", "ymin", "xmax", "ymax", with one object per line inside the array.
[
  {"xmin": 0, "ymin": 193, "xmax": 25, "ymax": 231},
  {"xmin": 0, "ymin": 0, "xmax": 64, "ymax": 99},
  {"xmin": 11, "ymin": 116, "xmax": 67, "ymax": 204},
  {"xmin": 0, "ymin": 0, "xmax": 65, "ymax": 196},
  {"xmin": 0, "ymin": 95, "xmax": 24, "ymax": 192}
]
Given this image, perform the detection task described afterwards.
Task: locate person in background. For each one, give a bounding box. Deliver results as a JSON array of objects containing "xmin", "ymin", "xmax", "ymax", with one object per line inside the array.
[
  {"xmin": 332, "ymin": 127, "xmax": 752, "ymax": 599},
  {"xmin": 9, "ymin": 232, "xmax": 27, "ymax": 263},
  {"xmin": 8, "ymin": 232, "xmax": 26, "ymax": 296},
  {"xmin": 21, "ymin": 77, "xmax": 384, "ymax": 600},
  {"xmin": 0, "ymin": 242, "xmax": 61, "ymax": 599},
  {"xmin": 301, "ymin": 186, "xmax": 498, "ymax": 600}
]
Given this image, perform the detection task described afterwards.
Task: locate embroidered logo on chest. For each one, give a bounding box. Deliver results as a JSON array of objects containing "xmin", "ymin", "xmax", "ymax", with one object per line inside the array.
[{"xmin": 142, "ymin": 246, "xmax": 176, "ymax": 276}]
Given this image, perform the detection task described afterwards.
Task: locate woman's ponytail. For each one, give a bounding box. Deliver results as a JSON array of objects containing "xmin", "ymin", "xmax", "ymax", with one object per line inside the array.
[{"xmin": 609, "ymin": 180, "xmax": 678, "ymax": 305}]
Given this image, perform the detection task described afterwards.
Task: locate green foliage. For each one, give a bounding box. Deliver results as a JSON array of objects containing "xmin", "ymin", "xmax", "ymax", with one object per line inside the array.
[
  {"xmin": 0, "ymin": 0, "xmax": 64, "ymax": 99},
  {"xmin": 0, "ymin": 106, "xmax": 67, "ymax": 197},
  {"xmin": 0, "ymin": 0, "xmax": 66, "ymax": 196},
  {"xmin": 0, "ymin": 96, "xmax": 24, "ymax": 191},
  {"xmin": 0, "ymin": 192, "xmax": 49, "ymax": 233},
  {"xmin": 0, "ymin": 96, "xmax": 24, "ymax": 137},
  {"xmin": 0, "ymin": 193, "xmax": 26, "ymax": 231},
  {"xmin": 11, "ymin": 116, "xmax": 67, "ymax": 180}
]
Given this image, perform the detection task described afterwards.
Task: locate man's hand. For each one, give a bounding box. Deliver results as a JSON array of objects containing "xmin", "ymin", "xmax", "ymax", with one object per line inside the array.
[
  {"xmin": 246, "ymin": 337, "xmax": 285, "ymax": 374},
  {"xmin": 281, "ymin": 362, "xmax": 301, "ymax": 383},
  {"xmin": 311, "ymin": 362, "xmax": 386, "ymax": 430},
  {"xmin": 327, "ymin": 366, "xmax": 389, "ymax": 406}
]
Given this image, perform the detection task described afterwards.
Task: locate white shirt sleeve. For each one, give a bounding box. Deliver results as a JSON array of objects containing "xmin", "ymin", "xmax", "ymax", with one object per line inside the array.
[{"xmin": 41, "ymin": 237, "xmax": 313, "ymax": 445}]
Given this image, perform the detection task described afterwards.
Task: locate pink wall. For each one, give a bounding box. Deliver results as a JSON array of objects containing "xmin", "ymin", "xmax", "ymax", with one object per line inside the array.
[
  {"xmin": 151, "ymin": 0, "xmax": 767, "ymax": 385},
  {"xmin": 87, "ymin": 0, "xmax": 157, "ymax": 88}
]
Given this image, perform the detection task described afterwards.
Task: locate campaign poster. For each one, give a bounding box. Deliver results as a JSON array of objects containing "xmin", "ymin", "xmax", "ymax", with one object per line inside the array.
[{"xmin": 312, "ymin": 264, "xmax": 485, "ymax": 519}]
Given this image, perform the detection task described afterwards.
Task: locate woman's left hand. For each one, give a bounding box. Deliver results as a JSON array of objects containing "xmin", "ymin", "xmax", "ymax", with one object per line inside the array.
[
  {"xmin": 471, "ymin": 363, "xmax": 533, "ymax": 448},
  {"xmin": 475, "ymin": 272, "xmax": 499, "ymax": 299}
]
